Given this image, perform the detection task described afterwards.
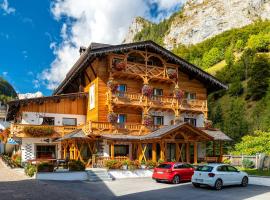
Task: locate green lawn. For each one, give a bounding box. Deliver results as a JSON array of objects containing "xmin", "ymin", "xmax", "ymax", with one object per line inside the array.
[{"xmin": 237, "ymin": 167, "xmax": 270, "ymax": 176}]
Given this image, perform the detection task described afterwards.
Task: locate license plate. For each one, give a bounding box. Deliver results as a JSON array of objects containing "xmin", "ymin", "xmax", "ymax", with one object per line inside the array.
[
  {"xmin": 157, "ymin": 172, "xmax": 163, "ymax": 174},
  {"xmin": 196, "ymin": 179, "xmax": 203, "ymax": 182}
]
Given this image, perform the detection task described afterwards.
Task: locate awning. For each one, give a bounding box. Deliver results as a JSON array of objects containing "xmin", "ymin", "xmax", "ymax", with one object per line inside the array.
[
  {"xmin": 7, "ymin": 138, "xmax": 18, "ymax": 145},
  {"xmin": 55, "ymin": 129, "xmax": 89, "ymax": 141}
]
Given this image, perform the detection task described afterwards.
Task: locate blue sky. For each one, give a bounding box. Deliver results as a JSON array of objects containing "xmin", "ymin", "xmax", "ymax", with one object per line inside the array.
[{"xmin": 0, "ymin": 0, "xmax": 183, "ymax": 96}]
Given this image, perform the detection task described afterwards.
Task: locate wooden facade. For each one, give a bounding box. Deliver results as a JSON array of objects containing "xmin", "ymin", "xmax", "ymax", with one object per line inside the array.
[{"xmin": 8, "ymin": 41, "xmax": 228, "ymax": 166}]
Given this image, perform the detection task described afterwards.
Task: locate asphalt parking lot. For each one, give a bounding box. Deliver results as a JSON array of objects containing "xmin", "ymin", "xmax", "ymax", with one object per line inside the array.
[{"xmin": 0, "ymin": 178, "xmax": 270, "ymax": 200}]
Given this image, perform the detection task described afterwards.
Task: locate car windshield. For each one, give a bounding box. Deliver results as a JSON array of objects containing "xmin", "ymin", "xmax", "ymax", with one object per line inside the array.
[
  {"xmin": 157, "ymin": 164, "xmax": 172, "ymax": 169},
  {"xmin": 195, "ymin": 165, "xmax": 213, "ymax": 172}
]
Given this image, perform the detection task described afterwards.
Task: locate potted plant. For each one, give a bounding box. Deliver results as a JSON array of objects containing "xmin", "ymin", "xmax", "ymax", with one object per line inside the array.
[
  {"xmin": 175, "ymin": 89, "xmax": 184, "ymax": 101},
  {"xmin": 143, "ymin": 115, "xmax": 153, "ymax": 127},
  {"xmin": 107, "ymin": 112, "xmax": 118, "ymax": 124},
  {"xmin": 141, "ymin": 160, "xmax": 146, "ymax": 169},
  {"xmin": 23, "ymin": 126, "xmax": 55, "ymax": 137},
  {"xmin": 146, "ymin": 160, "xmax": 157, "ymax": 169},
  {"xmin": 142, "ymin": 84, "xmax": 153, "ymax": 97},
  {"xmin": 122, "ymin": 160, "xmax": 129, "ymax": 170}
]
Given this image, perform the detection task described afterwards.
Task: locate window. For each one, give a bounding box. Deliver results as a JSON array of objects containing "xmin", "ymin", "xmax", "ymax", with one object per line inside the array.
[
  {"xmin": 41, "ymin": 117, "xmax": 55, "ymax": 125},
  {"xmin": 217, "ymin": 165, "xmax": 228, "ymax": 172},
  {"xmin": 185, "ymin": 92, "xmax": 196, "ymax": 100},
  {"xmin": 195, "ymin": 166, "xmax": 213, "ymax": 172},
  {"xmin": 117, "ymin": 84, "xmax": 127, "ymax": 92},
  {"xmin": 113, "ymin": 145, "xmax": 129, "ymax": 157},
  {"xmin": 118, "ymin": 114, "xmax": 126, "ymax": 124},
  {"xmin": 153, "ymin": 116, "xmax": 164, "ymax": 126},
  {"xmin": 184, "ymin": 118, "xmax": 196, "ymax": 127},
  {"xmin": 62, "ymin": 118, "xmax": 77, "ymax": 126},
  {"xmin": 157, "ymin": 164, "xmax": 172, "ymax": 169},
  {"xmin": 153, "ymin": 88, "xmax": 163, "ymax": 96},
  {"xmin": 174, "ymin": 164, "xmax": 183, "ymax": 169},
  {"xmin": 36, "ymin": 145, "xmax": 56, "ymax": 159},
  {"xmin": 227, "ymin": 165, "xmax": 238, "ymax": 172}
]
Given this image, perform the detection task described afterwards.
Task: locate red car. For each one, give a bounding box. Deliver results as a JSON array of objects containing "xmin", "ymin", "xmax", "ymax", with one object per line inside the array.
[{"xmin": 152, "ymin": 162, "xmax": 194, "ymax": 184}]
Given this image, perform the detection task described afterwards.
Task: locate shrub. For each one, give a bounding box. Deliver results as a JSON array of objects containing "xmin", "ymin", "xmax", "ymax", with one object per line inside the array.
[
  {"xmin": 128, "ymin": 160, "xmax": 140, "ymax": 170},
  {"xmin": 242, "ymin": 159, "xmax": 255, "ymax": 169},
  {"xmin": 158, "ymin": 159, "xmax": 164, "ymax": 164},
  {"xmin": 228, "ymin": 80, "xmax": 244, "ymax": 96},
  {"xmin": 68, "ymin": 160, "xmax": 85, "ymax": 171},
  {"xmin": 25, "ymin": 163, "xmax": 36, "ymax": 177},
  {"xmin": 146, "ymin": 160, "xmax": 157, "ymax": 169},
  {"xmin": 121, "ymin": 160, "xmax": 129, "ymax": 166},
  {"xmin": 23, "ymin": 126, "xmax": 54, "ymax": 137},
  {"xmin": 223, "ymin": 159, "xmax": 231, "ymax": 164},
  {"xmin": 104, "ymin": 159, "xmax": 122, "ymax": 169},
  {"xmin": 37, "ymin": 162, "xmax": 54, "ymax": 172}
]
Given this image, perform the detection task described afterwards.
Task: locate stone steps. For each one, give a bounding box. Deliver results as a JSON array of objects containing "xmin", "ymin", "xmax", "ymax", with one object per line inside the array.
[{"xmin": 86, "ymin": 169, "xmax": 113, "ymax": 182}]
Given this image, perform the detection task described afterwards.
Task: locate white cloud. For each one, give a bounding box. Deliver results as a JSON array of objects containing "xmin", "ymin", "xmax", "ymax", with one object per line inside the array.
[
  {"xmin": 2, "ymin": 71, "xmax": 8, "ymax": 76},
  {"xmin": 40, "ymin": 0, "xmax": 187, "ymax": 90},
  {"xmin": 0, "ymin": 0, "xmax": 15, "ymax": 15},
  {"xmin": 18, "ymin": 91, "xmax": 43, "ymax": 99}
]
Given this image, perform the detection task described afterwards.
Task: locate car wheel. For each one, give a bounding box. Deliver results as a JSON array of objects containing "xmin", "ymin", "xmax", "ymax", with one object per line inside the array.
[
  {"xmin": 241, "ymin": 176, "xmax": 248, "ymax": 187},
  {"xmin": 172, "ymin": 175, "xmax": 181, "ymax": 184},
  {"xmin": 214, "ymin": 179, "xmax": 223, "ymax": 190},
  {"xmin": 192, "ymin": 183, "xmax": 200, "ymax": 188}
]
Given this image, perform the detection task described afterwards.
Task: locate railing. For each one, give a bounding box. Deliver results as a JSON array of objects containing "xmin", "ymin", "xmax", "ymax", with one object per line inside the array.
[
  {"xmin": 109, "ymin": 91, "xmax": 207, "ymax": 112},
  {"xmin": 10, "ymin": 123, "xmax": 77, "ymax": 137},
  {"xmin": 83, "ymin": 121, "xmax": 161, "ymax": 135}
]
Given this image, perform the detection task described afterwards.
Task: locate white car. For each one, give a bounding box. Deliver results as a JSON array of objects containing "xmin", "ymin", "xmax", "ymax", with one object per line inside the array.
[{"xmin": 191, "ymin": 164, "xmax": 248, "ymax": 190}]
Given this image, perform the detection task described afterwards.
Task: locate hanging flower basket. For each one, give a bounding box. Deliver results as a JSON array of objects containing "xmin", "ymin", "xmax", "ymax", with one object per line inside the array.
[
  {"xmin": 143, "ymin": 115, "xmax": 153, "ymax": 127},
  {"xmin": 107, "ymin": 112, "xmax": 118, "ymax": 124},
  {"xmin": 23, "ymin": 126, "xmax": 55, "ymax": 137},
  {"xmin": 167, "ymin": 68, "xmax": 178, "ymax": 81},
  {"xmin": 107, "ymin": 80, "xmax": 118, "ymax": 93},
  {"xmin": 113, "ymin": 59, "xmax": 126, "ymax": 71},
  {"xmin": 142, "ymin": 84, "xmax": 153, "ymax": 97},
  {"xmin": 175, "ymin": 89, "xmax": 184, "ymax": 101}
]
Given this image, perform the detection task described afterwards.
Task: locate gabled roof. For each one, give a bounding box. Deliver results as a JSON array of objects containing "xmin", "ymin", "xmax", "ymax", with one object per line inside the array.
[{"xmin": 53, "ymin": 40, "xmax": 227, "ymax": 95}]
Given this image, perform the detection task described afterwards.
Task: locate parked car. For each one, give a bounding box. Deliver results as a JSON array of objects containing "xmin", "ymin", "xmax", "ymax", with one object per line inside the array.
[
  {"xmin": 152, "ymin": 162, "xmax": 194, "ymax": 184},
  {"xmin": 191, "ymin": 164, "xmax": 249, "ymax": 190}
]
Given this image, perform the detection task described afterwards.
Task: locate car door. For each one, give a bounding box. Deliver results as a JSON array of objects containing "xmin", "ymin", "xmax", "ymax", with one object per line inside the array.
[
  {"xmin": 216, "ymin": 165, "xmax": 231, "ymax": 185},
  {"xmin": 173, "ymin": 164, "xmax": 187, "ymax": 180},
  {"xmin": 183, "ymin": 164, "xmax": 194, "ymax": 179},
  {"xmin": 226, "ymin": 165, "xmax": 242, "ymax": 184}
]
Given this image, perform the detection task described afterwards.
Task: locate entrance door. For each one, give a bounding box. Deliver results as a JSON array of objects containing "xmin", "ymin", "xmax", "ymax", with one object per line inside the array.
[
  {"xmin": 166, "ymin": 143, "xmax": 176, "ymax": 161},
  {"xmin": 36, "ymin": 145, "xmax": 56, "ymax": 159}
]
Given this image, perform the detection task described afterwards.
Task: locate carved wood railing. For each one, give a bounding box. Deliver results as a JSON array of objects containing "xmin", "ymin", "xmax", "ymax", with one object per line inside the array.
[
  {"xmin": 83, "ymin": 121, "xmax": 161, "ymax": 135},
  {"xmin": 108, "ymin": 91, "xmax": 207, "ymax": 113},
  {"xmin": 10, "ymin": 123, "xmax": 77, "ymax": 138}
]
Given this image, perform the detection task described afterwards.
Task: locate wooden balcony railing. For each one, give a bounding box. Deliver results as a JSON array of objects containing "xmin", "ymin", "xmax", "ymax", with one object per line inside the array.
[
  {"xmin": 10, "ymin": 123, "xmax": 77, "ymax": 138},
  {"xmin": 108, "ymin": 91, "xmax": 207, "ymax": 113},
  {"xmin": 83, "ymin": 121, "xmax": 161, "ymax": 135}
]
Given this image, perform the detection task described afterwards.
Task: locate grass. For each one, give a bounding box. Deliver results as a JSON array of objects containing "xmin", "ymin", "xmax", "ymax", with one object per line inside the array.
[
  {"xmin": 237, "ymin": 167, "xmax": 270, "ymax": 177},
  {"xmin": 205, "ymin": 60, "xmax": 226, "ymax": 75}
]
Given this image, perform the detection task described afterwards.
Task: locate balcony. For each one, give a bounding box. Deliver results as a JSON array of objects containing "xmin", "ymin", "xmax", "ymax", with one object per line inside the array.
[
  {"xmin": 108, "ymin": 91, "xmax": 207, "ymax": 113},
  {"xmin": 10, "ymin": 123, "xmax": 77, "ymax": 138},
  {"xmin": 82, "ymin": 121, "xmax": 161, "ymax": 135}
]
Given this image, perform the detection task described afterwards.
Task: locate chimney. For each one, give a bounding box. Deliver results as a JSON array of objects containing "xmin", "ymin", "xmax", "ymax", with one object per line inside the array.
[{"xmin": 79, "ymin": 46, "xmax": 87, "ymax": 55}]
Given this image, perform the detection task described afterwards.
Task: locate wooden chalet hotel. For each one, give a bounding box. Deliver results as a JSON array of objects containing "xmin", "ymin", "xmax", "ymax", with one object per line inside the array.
[{"xmin": 7, "ymin": 40, "xmax": 231, "ymax": 166}]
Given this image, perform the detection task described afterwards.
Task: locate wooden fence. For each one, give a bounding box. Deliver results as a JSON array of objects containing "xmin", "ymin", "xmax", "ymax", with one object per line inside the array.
[{"xmin": 222, "ymin": 154, "xmax": 261, "ymax": 168}]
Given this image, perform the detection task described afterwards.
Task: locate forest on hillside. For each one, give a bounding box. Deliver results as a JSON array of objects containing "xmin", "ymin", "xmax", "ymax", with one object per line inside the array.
[
  {"xmin": 135, "ymin": 20, "xmax": 270, "ymax": 151},
  {"xmin": 0, "ymin": 77, "xmax": 17, "ymax": 103}
]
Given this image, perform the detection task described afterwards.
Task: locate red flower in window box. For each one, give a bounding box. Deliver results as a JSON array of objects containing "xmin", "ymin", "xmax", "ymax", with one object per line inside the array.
[
  {"xmin": 107, "ymin": 112, "xmax": 118, "ymax": 124},
  {"xmin": 175, "ymin": 89, "xmax": 184, "ymax": 101},
  {"xmin": 142, "ymin": 84, "xmax": 153, "ymax": 97},
  {"xmin": 107, "ymin": 80, "xmax": 118, "ymax": 93},
  {"xmin": 113, "ymin": 60, "xmax": 126, "ymax": 71}
]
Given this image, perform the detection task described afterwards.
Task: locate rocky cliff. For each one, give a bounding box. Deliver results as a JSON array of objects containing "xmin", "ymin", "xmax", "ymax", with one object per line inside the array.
[{"xmin": 124, "ymin": 0, "xmax": 270, "ymax": 49}]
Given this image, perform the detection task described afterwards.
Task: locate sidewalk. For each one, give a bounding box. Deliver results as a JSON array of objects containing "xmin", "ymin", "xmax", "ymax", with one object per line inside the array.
[
  {"xmin": 249, "ymin": 176, "xmax": 270, "ymax": 187},
  {"xmin": 0, "ymin": 158, "xmax": 32, "ymax": 182}
]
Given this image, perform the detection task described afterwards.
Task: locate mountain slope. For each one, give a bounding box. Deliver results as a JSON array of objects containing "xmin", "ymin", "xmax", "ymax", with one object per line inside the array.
[
  {"xmin": 0, "ymin": 77, "xmax": 17, "ymax": 103},
  {"xmin": 124, "ymin": 0, "xmax": 270, "ymax": 49}
]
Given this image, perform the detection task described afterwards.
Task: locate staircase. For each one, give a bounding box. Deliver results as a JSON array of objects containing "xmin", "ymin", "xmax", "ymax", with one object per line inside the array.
[{"xmin": 86, "ymin": 168, "xmax": 113, "ymax": 182}]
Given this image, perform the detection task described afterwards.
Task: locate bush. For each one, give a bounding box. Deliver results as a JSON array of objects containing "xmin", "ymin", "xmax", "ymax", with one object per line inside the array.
[
  {"xmin": 37, "ymin": 162, "xmax": 54, "ymax": 172},
  {"xmin": 158, "ymin": 159, "xmax": 164, "ymax": 164},
  {"xmin": 23, "ymin": 126, "xmax": 54, "ymax": 137},
  {"xmin": 68, "ymin": 160, "xmax": 85, "ymax": 171},
  {"xmin": 104, "ymin": 160, "xmax": 122, "ymax": 169},
  {"xmin": 145, "ymin": 160, "xmax": 157, "ymax": 169},
  {"xmin": 228, "ymin": 80, "xmax": 244, "ymax": 96},
  {"xmin": 2, "ymin": 154, "xmax": 20, "ymax": 168},
  {"xmin": 128, "ymin": 160, "xmax": 140, "ymax": 170},
  {"xmin": 223, "ymin": 159, "xmax": 231, "ymax": 164},
  {"xmin": 25, "ymin": 163, "xmax": 36, "ymax": 177},
  {"xmin": 242, "ymin": 159, "xmax": 255, "ymax": 169}
]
